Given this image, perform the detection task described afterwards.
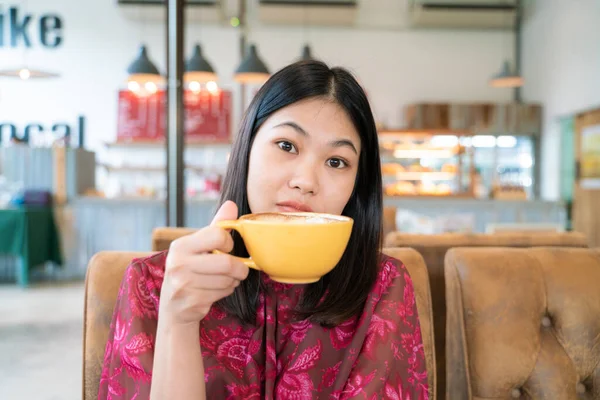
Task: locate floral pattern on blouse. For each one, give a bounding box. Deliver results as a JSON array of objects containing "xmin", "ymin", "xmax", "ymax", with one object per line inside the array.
[{"xmin": 98, "ymin": 251, "xmax": 429, "ymax": 399}]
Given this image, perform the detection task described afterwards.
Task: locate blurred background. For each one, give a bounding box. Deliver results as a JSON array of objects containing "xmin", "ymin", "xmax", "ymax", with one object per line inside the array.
[{"xmin": 0, "ymin": 0, "xmax": 599, "ymax": 398}]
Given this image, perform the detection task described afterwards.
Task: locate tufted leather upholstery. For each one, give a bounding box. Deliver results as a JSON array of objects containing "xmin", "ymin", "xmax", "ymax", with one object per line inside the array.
[
  {"xmin": 152, "ymin": 227, "xmax": 196, "ymax": 252},
  {"xmin": 382, "ymin": 232, "xmax": 589, "ymax": 399},
  {"xmin": 83, "ymin": 251, "xmax": 153, "ymax": 400},
  {"xmin": 384, "ymin": 247, "xmax": 437, "ymax": 399},
  {"xmin": 445, "ymin": 247, "xmax": 600, "ymax": 400}
]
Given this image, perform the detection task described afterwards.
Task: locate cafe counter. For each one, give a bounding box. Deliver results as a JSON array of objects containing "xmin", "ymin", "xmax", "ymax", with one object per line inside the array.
[
  {"xmin": 383, "ymin": 196, "xmax": 566, "ymax": 234},
  {"xmin": 62, "ymin": 195, "xmax": 566, "ymax": 277},
  {"xmin": 5, "ymin": 195, "xmax": 561, "ymax": 283}
]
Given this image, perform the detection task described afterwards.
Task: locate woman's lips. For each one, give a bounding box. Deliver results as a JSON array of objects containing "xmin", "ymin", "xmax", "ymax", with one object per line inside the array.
[{"xmin": 276, "ymin": 201, "xmax": 313, "ymax": 212}]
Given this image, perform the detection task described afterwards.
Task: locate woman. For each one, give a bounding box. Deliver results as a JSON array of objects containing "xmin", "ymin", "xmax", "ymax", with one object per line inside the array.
[{"xmin": 98, "ymin": 60, "xmax": 429, "ymax": 399}]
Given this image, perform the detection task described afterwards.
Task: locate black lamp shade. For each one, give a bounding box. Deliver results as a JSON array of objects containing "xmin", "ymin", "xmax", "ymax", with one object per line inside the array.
[
  {"xmin": 489, "ymin": 60, "xmax": 524, "ymax": 88},
  {"xmin": 301, "ymin": 45, "xmax": 313, "ymax": 61},
  {"xmin": 184, "ymin": 44, "xmax": 217, "ymax": 83},
  {"xmin": 234, "ymin": 44, "xmax": 270, "ymax": 84},
  {"xmin": 127, "ymin": 45, "xmax": 162, "ymax": 84}
]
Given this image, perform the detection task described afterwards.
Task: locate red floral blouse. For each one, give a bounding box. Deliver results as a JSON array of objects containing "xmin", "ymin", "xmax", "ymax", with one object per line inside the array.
[{"xmin": 98, "ymin": 251, "xmax": 429, "ymax": 399}]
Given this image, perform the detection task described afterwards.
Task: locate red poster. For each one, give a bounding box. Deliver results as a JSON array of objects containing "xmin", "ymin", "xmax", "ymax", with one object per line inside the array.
[
  {"xmin": 184, "ymin": 90, "xmax": 231, "ymax": 143},
  {"xmin": 117, "ymin": 90, "xmax": 166, "ymax": 142},
  {"xmin": 116, "ymin": 89, "xmax": 231, "ymax": 143}
]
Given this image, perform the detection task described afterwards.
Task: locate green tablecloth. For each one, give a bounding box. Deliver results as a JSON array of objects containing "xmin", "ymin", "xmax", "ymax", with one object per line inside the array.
[{"xmin": 0, "ymin": 207, "xmax": 63, "ymax": 286}]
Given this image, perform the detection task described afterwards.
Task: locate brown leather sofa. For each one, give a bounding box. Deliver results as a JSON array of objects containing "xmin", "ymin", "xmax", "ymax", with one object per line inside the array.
[
  {"xmin": 83, "ymin": 251, "xmax": 152, "ymax": 400},
  {"xmin": 445, "ymin": 247, "xmax": 600, "ymax": 399},
  {"xmin": 384, "ymin": 247, "xmax": 437, "ymax": 398},
  {"xmin": 83, "ymin": 248, "xmax": 436, "ymax": 399},
  {"xmin": 383, "ymin": 232, "xmax": 589, "ymax": 399}
]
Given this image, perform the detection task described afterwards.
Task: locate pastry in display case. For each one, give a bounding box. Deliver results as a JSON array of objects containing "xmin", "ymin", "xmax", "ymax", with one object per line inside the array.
[
  {"xmin": 490, "ymin": 184, "xmax": 528, "ymax": 200},
  {"xmin": 381, "ymin": 163, "xmax": 405, "ymax": 175},
  {"xmin": 379, "ymin": 130, "xmax": 475, "ymax": 197},
  {"xmin": 385, "ymin": 181, "xmax": 417, "ymax": 196}
]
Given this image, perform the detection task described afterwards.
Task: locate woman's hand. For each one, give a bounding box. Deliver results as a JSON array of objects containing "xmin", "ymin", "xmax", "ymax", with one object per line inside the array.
[{"xmin": 159, "ymin": 200, "xmax": 249, "ymax": 326}]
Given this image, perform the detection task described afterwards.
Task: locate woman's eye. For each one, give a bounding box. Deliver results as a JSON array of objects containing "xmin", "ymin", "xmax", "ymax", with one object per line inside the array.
[
  {"xmin": 277, "ymin": 141, "xmax": 298, "ymax": 154},
  {"xmin": 327, "ymin": 158, "xmax": 348, "ymax": 169}
]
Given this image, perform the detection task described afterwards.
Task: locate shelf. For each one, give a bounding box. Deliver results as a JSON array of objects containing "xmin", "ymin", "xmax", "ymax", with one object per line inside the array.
[
  {"xmin": 381, "ymin": 146, "xmax": 463, "ymax": 159},
  {"xmin": 103, "ymin": 140, "xmax": 232, "ymax": 148},
  {"xmin": 384, "ymin": 172, "xmax": 456, "ymax": 181},
  {"xmin": 378, "ymin": 129, "xmax": 473, "ymax": 138},
  {"xmin": 384, "ymin": 194, "xmax": 476, "ymax": 199},
  {"xmin": 97, "ymin": 163, "xmax": 206, "ymax": 173},
  {"xmin": 394, "ymin": 149, "xmax": 458, "ymax": 159}
]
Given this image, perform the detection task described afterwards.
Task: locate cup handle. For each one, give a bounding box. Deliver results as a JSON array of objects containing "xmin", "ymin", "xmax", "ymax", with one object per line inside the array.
[{"xmin": 213, "ymin": 220, "xmax": 260, "ymax": 271}]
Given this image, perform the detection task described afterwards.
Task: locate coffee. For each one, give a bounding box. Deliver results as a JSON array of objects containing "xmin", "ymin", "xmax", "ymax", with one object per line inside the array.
[
  {"xmin": 215, "ymin": 212, "xmax": 353, "ymax": 284},
  {"xmin": 248, "ymin": 213, "xmax": 339, "ymax": 224}
]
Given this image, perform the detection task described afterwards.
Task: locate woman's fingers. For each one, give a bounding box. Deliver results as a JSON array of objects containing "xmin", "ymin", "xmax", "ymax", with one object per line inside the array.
[
  {"xmin": 170, "ymin": 226, "xmax": 234, "ymax": 255},
  {"xmin": 170, "ymin": 253, "xmax": 249, "ymax": 281}
]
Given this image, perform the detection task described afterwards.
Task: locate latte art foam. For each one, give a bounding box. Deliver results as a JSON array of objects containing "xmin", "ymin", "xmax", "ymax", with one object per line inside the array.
[{"xmin": 248, "ymin": 213, "xmax": 338, "ymax": 224}]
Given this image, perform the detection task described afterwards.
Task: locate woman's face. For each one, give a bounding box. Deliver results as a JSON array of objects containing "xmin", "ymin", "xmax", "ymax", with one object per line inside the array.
[{"xmin": 247, "ymin": 97, "xmax": 361, "ymax": 215}]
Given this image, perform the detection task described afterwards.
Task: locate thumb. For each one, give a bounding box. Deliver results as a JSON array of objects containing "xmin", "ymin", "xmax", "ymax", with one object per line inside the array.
[{"xmin": 211, "ymin": 200, "xmax": 239, "ymax": 226}]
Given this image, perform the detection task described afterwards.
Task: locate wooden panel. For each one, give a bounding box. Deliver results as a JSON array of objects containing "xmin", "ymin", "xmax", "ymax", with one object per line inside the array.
[
  {"xmin": 404, "ymin": 103, "xmax": 542, "ymax": 135},
  {"xmin": 573, "ymin": 189, "xmax": 600, "ymax": 246},
  {"xmin": 573, "ymin": 109, "xmax": 600, "ymax": 247},
  {"xmin": 53, "ymin": 147, "xmax": 67, "ymax": 205}
]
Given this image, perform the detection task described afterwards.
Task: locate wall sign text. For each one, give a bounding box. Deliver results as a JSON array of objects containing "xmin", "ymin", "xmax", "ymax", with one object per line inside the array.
[
  {"xmin": 0, "ymin": 116, "xmax": 86, "ymax": 147},
  {"xmin": 0, "ymin": 6, "xmax": 63, "ymax": 48}
]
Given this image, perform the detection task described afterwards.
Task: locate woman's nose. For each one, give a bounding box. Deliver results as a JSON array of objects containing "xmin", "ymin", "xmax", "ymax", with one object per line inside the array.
[{"xmin": 288, "ymin": 160, "xmax": 319, "ymax": 195}]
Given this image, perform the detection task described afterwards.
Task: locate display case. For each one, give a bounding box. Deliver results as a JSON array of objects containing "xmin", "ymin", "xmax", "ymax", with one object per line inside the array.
[
  {"xmin": 468, "ymin": 135, "xmax": 535, "ymax": 200},
  {"xmin": 379, "ymin": 130, "xmax": 475, "ymax": 198},
  {"xmin": 403, "ymin": 102, "xmax": 542, "ymax": 199}
]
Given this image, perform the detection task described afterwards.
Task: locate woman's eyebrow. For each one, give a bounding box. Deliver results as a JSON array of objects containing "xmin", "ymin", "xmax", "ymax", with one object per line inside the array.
[
  {"xmin": 274, "ymin": 121, "xmax": 308, "ymax": 136},
  {"xmin": 329, "ymin": 139, "xmax": 358, "ymax": 155},
  {"xmin": 274, "ymin": 121, "xmax": 358, "ymax": 155}
]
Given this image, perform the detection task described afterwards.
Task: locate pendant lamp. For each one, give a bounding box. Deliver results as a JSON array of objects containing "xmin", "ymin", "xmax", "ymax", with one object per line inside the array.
[
  {"xmin": 0, "ymin": 0, "xmax": 59, "ymax": 80},
  {"xmin": 300, "ymin": 44, "xmax": 314, "ymax": 61},
  {"xmin": 185, "ymin": 44, "xmax": 217, "ymax": 84},
  {"xmin": 0, "ymin": 68, "xmax": 59, "ymax": 80},
  {"xmin": 127, "ymin": 45, "xmax": 163, "ymax": 85},
  {"xmin": 489, "ymin": 60, "xmax": 523, "ymax": 88},
  {"xmin": 234, "ymin": 44, "xmax": 270, "ymax": 84}
]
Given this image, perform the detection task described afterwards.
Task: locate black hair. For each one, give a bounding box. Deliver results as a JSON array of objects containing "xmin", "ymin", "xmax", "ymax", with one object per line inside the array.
[{"xmin": 216, "ymin": 60, "xmax": 382, "ymax": 327}]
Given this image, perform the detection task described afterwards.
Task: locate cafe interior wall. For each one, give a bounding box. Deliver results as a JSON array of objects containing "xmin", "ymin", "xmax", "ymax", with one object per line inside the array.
[
  {"xmin": 0, "ymin": 0, "xmax": 514, "ymax": 189},
  {"xmin": 521, "ymin": 0, "xmax": 600, "ymax": 200}
]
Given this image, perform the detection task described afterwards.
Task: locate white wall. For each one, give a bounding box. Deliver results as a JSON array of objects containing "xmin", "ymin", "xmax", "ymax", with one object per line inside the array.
[
  {"xmin": 0, "ymin": 0, "xmax": 513, "ymax": 156},
  {"xmin": 522, "ymin": 0, "xmax": 600, "ymax": 200},
  {"xmin": 251, "ymin": 26, "xmax": 515, "ymax": 128},
  {"xmin": 0, "ymin": 0, "xmax": 239, "ymax": 153}
]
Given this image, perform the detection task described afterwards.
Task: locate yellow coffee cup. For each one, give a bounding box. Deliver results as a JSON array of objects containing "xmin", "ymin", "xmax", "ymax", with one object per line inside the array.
[{"xmin": 215, "ymin": 212, "xmax": 353, "ymax": 284}]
